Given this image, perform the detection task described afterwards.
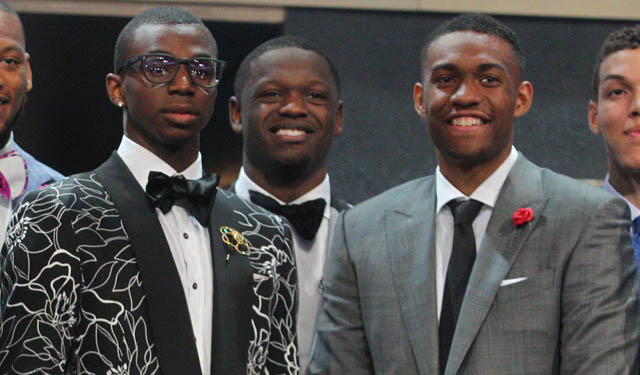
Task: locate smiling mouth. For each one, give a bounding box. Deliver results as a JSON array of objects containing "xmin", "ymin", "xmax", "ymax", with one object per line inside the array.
[{"xmin": 448, "ymin": 116, "xmax": 487, "ymax": 127}]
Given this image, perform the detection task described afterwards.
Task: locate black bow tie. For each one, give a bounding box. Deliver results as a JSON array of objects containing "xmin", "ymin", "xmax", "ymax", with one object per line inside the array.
[
  {"xmin": 249, "ymin": 190, "xmax": 326, "ymax": 241},
  {"xmin": 146, "ymin": 171, "xmax": 219, "ymax": 226}
]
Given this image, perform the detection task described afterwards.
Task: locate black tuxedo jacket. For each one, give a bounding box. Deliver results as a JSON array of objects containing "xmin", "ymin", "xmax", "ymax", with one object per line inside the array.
[{"xmin": 0, "ymin": 153, "xmax": 298, "ymax": 375}]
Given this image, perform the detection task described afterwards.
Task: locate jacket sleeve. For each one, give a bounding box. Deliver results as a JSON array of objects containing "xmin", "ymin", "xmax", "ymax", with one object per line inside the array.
[
  {"xmin": 560, "ymin": 196, "xmax": 640, "ymax": 374},
  {"xmin": 309, "ymin": 211, "xmax": 374, "ymax": 375},
  {"xmin": 0, "ymin": 188, "xmax": 81, "ymax": 375}
]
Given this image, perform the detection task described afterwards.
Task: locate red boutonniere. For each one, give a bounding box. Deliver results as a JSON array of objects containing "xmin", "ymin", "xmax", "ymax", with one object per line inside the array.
[{"xmin": 512, "ymin": 207, "xmax": 534, "ymax": 227}]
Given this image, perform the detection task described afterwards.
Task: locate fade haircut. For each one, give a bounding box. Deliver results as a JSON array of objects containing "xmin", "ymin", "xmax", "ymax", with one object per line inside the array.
[
  {"xmin": 421, "ymin": 13, "xmax": 525, "ymax": 80},
  {"xmin": 592, "ymin": 25, "xmax": 640, "ymax": 100},
  {"xmin": 113, "ymin": 6, "xmax": 215, "ymax": 72},
  {"xmin": 233, "ymin": 35, "xmax": 341, "ymax": 101}
]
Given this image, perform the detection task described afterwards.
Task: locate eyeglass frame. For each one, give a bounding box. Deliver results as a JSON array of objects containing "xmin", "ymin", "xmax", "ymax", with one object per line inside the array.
[{"xmin": 116, "ymin": 53, "xmax": 226, "ymax": 88}]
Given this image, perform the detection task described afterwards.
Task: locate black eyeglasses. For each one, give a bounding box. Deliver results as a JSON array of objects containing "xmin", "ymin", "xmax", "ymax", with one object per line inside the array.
[{"xmin": 117, "ymin": 54, "xmax": 226, "ymax": 88}]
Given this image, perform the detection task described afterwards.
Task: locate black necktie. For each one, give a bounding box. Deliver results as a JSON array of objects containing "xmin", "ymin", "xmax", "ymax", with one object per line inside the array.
[
  {"xmin": 249, "ymin": 190, "xmax": 326, "ymax": 241},
  {"xmin": 146, "ymin": 171, "xmax": 219, "ymax": 226},
  {"xmin": 439, "ymin": 199, "xmax": 483, "ymax": 374}
]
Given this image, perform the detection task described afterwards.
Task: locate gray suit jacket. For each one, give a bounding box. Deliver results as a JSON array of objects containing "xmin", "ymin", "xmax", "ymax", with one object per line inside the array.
[{"xmin": 310, "ymin": 155, "xmax": 640, "ymax": 375}]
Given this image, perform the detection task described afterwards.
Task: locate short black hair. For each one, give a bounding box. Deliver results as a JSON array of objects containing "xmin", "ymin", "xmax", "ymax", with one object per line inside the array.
[
  {"xmin": 421, "ymin": 13, "xmax": 525, "ymax": 79},
  {"xmin": 113, "ymin": 6, "xmax": 214, "ymax": 72},
  {"xmin": 592, "ymin": 25, "xmax": 640, "ymax": 100},
  {"xmin": 233, "ymin": 35, "xmax": 340, "ymax": 101}
]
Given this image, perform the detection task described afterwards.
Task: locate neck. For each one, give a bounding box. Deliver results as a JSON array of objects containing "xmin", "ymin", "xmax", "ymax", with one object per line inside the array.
[
  {"xmin": 244, "ymin": 162, "xmax": 327, "ymax": 203},
  {"xmin": 608, "ymin": 162, "xmax": 640, "ymax": 210},
  {"xmin": 437, "ymin": 149, "xmax": 510, "ymax": 196}
]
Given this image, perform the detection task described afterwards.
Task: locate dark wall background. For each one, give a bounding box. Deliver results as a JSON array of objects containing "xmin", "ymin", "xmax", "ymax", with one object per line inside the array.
[
  {"xmin": 285, "ymin": 9, "xmax": 639, "ymax": 203},
  {"xmin": 14, "ymin": 9, "xmax": 640, "ymax": 204},
  {"xmin": 16, "ymin": 13, "xmax": 280, "ymax": 186}
]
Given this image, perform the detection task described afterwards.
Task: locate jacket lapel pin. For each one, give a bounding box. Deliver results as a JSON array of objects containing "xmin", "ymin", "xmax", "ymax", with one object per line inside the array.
[{"xmin": 220, "ymin": 226, "xmax": 250, "ymax": 262}]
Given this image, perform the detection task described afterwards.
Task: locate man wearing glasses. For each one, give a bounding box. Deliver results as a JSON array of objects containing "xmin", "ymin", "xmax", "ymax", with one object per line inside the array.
[{"xmin": 0, "ymin": 7, "xmax": 298, "ymax": 375}]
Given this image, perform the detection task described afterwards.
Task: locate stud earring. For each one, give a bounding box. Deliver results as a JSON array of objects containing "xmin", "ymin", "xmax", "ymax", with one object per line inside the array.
[{"xmin": 116, "ymin": 101, "xmax": 124, "ymax": 108}]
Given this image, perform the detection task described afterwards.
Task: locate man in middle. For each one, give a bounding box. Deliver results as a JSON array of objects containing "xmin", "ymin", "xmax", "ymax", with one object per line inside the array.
[{"xmin": 229, "ymin": 35, "xmax": 347, "ymax": 374}]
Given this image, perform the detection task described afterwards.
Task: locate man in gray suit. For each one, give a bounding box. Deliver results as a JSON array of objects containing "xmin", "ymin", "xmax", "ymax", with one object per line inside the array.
[
  {"xmin": 310, "ymin": 14, "xmax": 640, "ymax": 375},
  {"xmin": 229, "ymin": 35, "xmax": 349, "ymax": 374}
]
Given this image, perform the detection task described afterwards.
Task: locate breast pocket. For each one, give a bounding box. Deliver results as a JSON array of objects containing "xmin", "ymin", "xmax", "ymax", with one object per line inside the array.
[{"xmin": 496, "ymin": 268, "xmax": 555, "ymax": 303}]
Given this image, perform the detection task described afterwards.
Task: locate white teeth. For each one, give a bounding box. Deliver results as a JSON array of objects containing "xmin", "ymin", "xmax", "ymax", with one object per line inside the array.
[
  {"xmin": 451, "ymin": 117, "xmax": 483, "ymax": 126},
  {"xmin": 277, "ymin": 129, "xmax": 305, "ymax": 136}
]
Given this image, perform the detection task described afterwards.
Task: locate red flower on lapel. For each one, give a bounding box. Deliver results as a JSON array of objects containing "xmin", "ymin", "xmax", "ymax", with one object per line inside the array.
[{"xmin": 512, "ymin": 207, "xmax": 534, "ymax": 227}]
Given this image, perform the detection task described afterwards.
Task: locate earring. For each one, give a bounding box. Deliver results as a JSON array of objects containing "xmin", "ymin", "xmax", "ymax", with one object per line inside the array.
[{"xmin": 116, "ymin": 101, "xmax": 124, "ymax": 108}]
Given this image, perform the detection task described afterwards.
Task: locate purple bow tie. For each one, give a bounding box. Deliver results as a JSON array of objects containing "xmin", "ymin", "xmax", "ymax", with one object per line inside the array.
[{"xmin": 0, "ymin": 150, "xmax": 27, "ymax": 200}]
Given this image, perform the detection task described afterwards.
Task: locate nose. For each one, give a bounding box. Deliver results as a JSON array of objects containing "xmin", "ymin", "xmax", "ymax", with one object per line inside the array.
[
  {"xmin": 631, "ymin": 91, "xmax": 640, "ymax": 117},
  {"xmin": 168, "ymin": 63, "xmax": 196, "ymax": 95},
  {"xmin": 278, "ymin": 93, "xmax": 307, "ymax": 117},
  {"xmin": 451, "ymin": 80, "xmax": 480, "ymax": 108}
]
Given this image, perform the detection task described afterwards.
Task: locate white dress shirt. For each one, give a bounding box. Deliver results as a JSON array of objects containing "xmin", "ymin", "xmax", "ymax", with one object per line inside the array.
[
  {"xmin": 234, "ymin": 167, "xmax": 331, "ymax": 374},
  {"xmin": 435, "ymin": 146, "xmax": 518, "ymax": 320},
  {"xmin": 0, "ymin": 133, "xmax": 16, "ymax": 245},
  {"xmin": 117, "ymin": 136, "xmax": 213, "ymax": 375},
  {"xmin": 602, "ymin": 175, "xmax": 640, "ymax": 222}
]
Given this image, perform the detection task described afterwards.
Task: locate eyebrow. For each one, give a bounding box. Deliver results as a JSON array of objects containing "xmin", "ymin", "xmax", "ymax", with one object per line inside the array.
[
  {"xmin": 144, "ymin": 50, "xmax": 212, "ymax": 58},
  {"xmin": 601, "ymin": 74, "xmax": 628, "ymax": 84},
  {"xmin": 0, "ymin": 45, "xmax": 23, "ymax": 55},
  {"xmin": 430, "ymin": 62, "xmax": 507, "ymax": 74}
]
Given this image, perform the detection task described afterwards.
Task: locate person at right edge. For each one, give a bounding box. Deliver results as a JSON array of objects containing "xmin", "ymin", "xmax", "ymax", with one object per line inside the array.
[
  {"xmin": 311, "ymin": 13, "xmax": 640, "ymax": 375},
  {"xmin": 589, "ymin": 24, "xmax": 640, "ymax": 299}
]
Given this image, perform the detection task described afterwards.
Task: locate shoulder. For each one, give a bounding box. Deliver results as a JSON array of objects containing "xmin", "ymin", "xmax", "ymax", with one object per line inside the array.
[
  {"xmin": 214, "ymin": 188, "xmax": 293, "ymax": 245},
  {"xmin": 537, "ymin": 166, "xmax": 627, "ymax": 215},
  {"xmin": 345, "ymin": 176, "xmax": 434, "ymax": 218},
  {"xmin": 17, "ymin": 170, "xmax": 110, "ymax": 216},
  {"xmin": 14, "ymin": 143, "xmax": 64, "ymax": 189}
]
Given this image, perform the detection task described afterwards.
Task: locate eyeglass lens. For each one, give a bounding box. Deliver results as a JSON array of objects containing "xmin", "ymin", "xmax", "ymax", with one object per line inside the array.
[{"xmin": 143, "ymin": 55, "xmax": 220, "ymax": 87}]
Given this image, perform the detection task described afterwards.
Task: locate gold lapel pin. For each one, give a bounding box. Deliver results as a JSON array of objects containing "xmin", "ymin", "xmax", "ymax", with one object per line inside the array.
[{"xmin": 220, "ymin": 226, "xmax": 250, "ymax": 260}]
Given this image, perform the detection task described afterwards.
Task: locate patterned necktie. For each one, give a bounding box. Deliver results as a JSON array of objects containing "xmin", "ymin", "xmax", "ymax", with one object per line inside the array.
[
  {"xmin": 0, "ymin": 150, "xmax": 27, "ymax": 200},
  {"xmin": 632, "ymin": 217, "xmax": 640, "ymax": 286},
  {"xmin": 439, "ymin": 199, "xmax": 483, "ymax": 375},
  {"xmin": 249, "ymin": 190, "xmax": 326, "ymax": 241},
  {"xmin": 145, "ymin": 171, "xmax": 219, "ymax": 226}
]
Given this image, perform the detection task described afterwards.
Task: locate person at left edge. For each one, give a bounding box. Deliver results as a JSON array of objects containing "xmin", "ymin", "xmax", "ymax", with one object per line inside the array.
[
  {"xmin": 0, "ymin": 6, "xmax": 298, "ymax": 375},
  {"xmin": 0, "ymin": 1, "xmax": 63, "ymax": 245}
]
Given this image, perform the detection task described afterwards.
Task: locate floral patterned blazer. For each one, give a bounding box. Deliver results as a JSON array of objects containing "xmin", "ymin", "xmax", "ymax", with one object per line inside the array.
[{"xmin": 0, "ymin": 153, "xmax": 299, "ymax": 375}]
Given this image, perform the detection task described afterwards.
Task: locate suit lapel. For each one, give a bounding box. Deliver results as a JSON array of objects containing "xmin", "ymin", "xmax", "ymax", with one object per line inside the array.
[
  {"xmin": 96, "ymin": 153, "xmax": 201, "ymax": 374},
  {"xmin": 208, "ymin": 191, "xmax": 255, "ymax": 375},
  {"xmin": 445, "ymin": 156, "xmax": 549, "ymax": 375},
  {"xmin": 386, "ymin": 178, "xmax": 439, "ymax": 375}
]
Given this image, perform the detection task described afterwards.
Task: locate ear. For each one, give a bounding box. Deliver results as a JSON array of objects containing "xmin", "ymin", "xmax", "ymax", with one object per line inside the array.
[
  {"xmin": 334, "ymin": 99, "xmax": 344, "ymax": 136},
  {"xmin": 588, "ymin": 100, "xmax": 601, "ymax": 134},
  {"xmin": 24, "ymin": 53, "xmax": 32, "ymax": 92},
  {"xmin": 229, "ymin": 96, "xmax": 243, "ymax": 134},
  {"xmin": 513, "ymin": 80, "xmax": 533, "ymax": 118},
  {"xmin": 413, "ymin": 82, "xmax": 426, "ymax": 118},
  {"xmin": 106, "ymin": 73, "xmax": 125, "ymax": 108}
]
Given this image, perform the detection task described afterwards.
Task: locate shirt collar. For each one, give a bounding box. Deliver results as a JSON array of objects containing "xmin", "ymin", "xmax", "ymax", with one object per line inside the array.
[
  {"xmin": 235, "ymin": 166, "xmax": 332, "ymax": 219},
  {"xmin": 0, "ymin": 132, "xmax": 15, "ymax": 155},
  {"xmin": 116, "ymin": 135, "xmax": 203, "ymax": 191},
  {"xmin": 603, "ymin": 174, "xmax": 640, "ymax": 220},
  {"xmin": 436, "ymin": 146, "xmax": 519, "ymax": 213}
]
